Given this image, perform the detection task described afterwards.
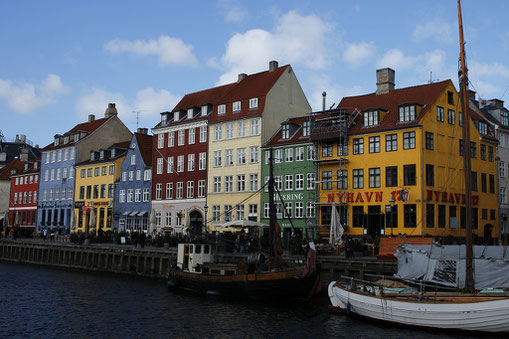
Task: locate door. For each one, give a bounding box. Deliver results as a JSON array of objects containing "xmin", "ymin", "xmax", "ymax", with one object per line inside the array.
[
  {"xmin": 367, "ymin": 205, "xmax": 383, "ymax": 237},
  {"xmin": 189, "ymin": 210, "xmax": 203, "ymax": 237}
]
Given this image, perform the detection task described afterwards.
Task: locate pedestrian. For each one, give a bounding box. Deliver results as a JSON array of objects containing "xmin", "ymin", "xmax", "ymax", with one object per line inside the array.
[
  {"xmin": 346, "ymin": 237, "xmax": 355, "ymax": 258},
  {"xmin": 43, "ymin": 227, "xmax": 48, "ymax": 242}
]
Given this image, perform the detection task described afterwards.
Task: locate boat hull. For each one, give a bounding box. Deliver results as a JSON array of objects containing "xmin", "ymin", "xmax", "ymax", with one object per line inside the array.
[
  {"xmin": 328, "ymin": 282, "xmax": 509, "ymax": 333},
  {"xmin": 169, "ymin": 269, "xmax": 319, "ymax": 300}
]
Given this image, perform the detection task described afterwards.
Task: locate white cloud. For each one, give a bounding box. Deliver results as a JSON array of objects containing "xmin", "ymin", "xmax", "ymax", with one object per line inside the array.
[
  {"xmin": 216, "ymin": 10, "xmax": 333, "ymax": 84},
  {"xmin": 218, "ymin": 0, "xmax": 247, "ymax": 23},
  {"xmin": 469, "ymin": 61, "xmax": 509, "ymax": 78},
  {"xmin": 378, "ymin": 49, "xmax": 447, "ymax": 79},
  {"xmin": 413, "ymin": 20, "xmax": 454, "ymax": 44},
  {"xmin": 307, "ymin": 73, "xmax": 363, "ymax": 111},
  {"xmin": 75, "ymin": 89, "xmax": 131, "ymax": 121},
  {"xmin": 104, "ymin": 35, "xmax": 199, "ymax": 67},
  {"xmin": 0, "ymin": 74, "xmax": 70, "ymax": 114},
  {"xmin": 134, "ymin": 88, "xmax": 179, "ymax": 118},
  {"xmin": 468, "ymin": 61, "xmax": 509, "ymax": 99},
  {"xmin": 343, "ymin": 42, "xmax": 375, "ymax": 67}
]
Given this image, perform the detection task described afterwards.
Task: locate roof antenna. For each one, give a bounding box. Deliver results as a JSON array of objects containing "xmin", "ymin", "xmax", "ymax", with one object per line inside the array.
[
  {"xmin": 132, "ymin": 110, "xmax": 145, "ymax": 130},
  {"xmin": 428, "ymin": 71, "xmax": 439, "ymax": 84}
]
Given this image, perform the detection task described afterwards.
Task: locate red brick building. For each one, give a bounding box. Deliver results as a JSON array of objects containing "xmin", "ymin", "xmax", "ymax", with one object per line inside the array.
[{"xmin": 7, "ymin": 159, "xmax": 40, "ymax": 230}]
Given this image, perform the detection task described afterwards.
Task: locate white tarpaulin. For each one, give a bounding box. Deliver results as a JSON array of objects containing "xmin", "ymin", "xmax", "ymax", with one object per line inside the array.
[
  {"xmin": 329, "ymin": 204, "xmax": 343, "ymax": 244},
  {"xmin": 395, "ymin": 244, "xmax": 509, "ymax": 290}
]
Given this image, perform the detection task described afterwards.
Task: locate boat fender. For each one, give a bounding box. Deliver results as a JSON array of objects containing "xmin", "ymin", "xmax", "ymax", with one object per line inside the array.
[{"xmin": 346, "ymin": 301, "xmax": 351, "ymax": 315}]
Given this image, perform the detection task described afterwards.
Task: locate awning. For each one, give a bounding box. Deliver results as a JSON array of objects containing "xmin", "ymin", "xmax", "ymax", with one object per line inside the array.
[
  {"xmin": 122, "ymin": 211, "xmax": 131, "ymax": 216},
  {"xmin": 130, "ymin": 211, "xmax": 139, "ymax": 216},
  {"xmin": 138, "ymin": 211, "xmax": 147, "ymax": 216}
]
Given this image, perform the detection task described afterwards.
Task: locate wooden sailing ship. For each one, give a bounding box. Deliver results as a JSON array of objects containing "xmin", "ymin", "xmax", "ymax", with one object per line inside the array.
[{"xmin": 328, "ymin": 0, "xmax": 509, "ymax": 333}]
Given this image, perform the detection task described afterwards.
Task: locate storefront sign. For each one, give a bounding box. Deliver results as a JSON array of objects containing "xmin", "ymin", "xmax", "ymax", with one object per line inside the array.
[
  {"xmin": 274, "ymin": 193, "xmax": 304, "ymax": 201},
  {"xmin": 74, "ymin": 201, "xmax": 85, "ymax": 209},
  {"xmin": 426, "ymin": 190, "xmax": 479, "ymax": 205},
  {"xmin": 327, "ymin": 189, "xmax": 411, "ymax": 203}
]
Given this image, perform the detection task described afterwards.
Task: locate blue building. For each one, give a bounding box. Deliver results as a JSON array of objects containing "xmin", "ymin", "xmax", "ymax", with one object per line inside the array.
[
  {"xmin": 37, "ymin": 104, "xmax": 132, "ymax": 233},
  {"xmin": 114, "ymin": 129, "xmax": 153, "ymax": 233}
]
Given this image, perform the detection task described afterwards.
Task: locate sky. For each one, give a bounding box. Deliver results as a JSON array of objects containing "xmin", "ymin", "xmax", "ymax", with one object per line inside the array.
[{"xmin": 1, "ymin": 0, "xmax": 509, "ymax": 147}]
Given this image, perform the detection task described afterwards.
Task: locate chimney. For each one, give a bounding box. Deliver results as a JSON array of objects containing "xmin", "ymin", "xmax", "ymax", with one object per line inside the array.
[
  {"xmin": 88, "ymin": 114, "xmax": 95, "ymax": 123},
  {"xmin": 137, "ymin": 127, "xmax": 147, "ymax": 135},
  {"xmin": 105, "ymin": 103, "xmax": 118, "ymax": 118},
  {"xmin": 16, "ymin": 134, "xmax": 27, "ymax": 143},
  {"xmin": 376, "ymin": 68, "xmax": 395, "ymax": 95},
  {"xmin": 467, "ymin": 90, "xmax": 476, "ymax": 102},
  {"xmin": 322, "ymin": 91, "xmax": 326, "ymax": 111},
  {"xmin": 238, "ymin": 73, "xmax": 247, "ymax": 82},
  {"xmin": 269, "ymin": 60, "xmax": 279, "ymax": 72}
]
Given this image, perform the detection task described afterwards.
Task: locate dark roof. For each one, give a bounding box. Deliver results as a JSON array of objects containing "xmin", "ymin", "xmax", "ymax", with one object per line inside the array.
[
  {"xmin": 134, "ymin": 133, "xmax": 153, "ymax": 166},
  {"xmin": 42, "ymin": 117, "xmax": 110, "ymax": 151},
  {"xmin": 74, "ymin": 141, "xmax": 130, "ymax": 167},
  {"xmin": 0, "ymin": 159, "xmax": 33, "ymax": 180},
  {"xmin": 264, "ymin": 115, "xmax": 312, "ymax": 148},
  {"xmin": 338, "ymin": 80, "xmax": 451, "ymax": 135},
  {"xmin": 9, "ymin": 160, "xmax": 41, "ymax": 177},
  {"xmin": 0, "ymin": 142, "xmax": 41, "ymax": 166}
]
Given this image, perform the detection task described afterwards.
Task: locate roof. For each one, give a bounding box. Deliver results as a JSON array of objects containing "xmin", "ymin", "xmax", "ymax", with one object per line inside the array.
[
  {"xmin": 134, "ymin": 133, "xmax": 153, "ymax": 166},
  {"xmin": 74, "ymin": 141, "xmax": 130, "ymax": 167},
  {"xmin": 42, "ymin": 117, "xmax": 110, "ymax": 151},
  {"xmin": 338, "ymin": 80, "xmax": 451, "ymax": 135},
  {"xmin": 264, "ymin": 115, "xmax": 312, "ymax": 148},
  {"xmin": 0, "ymin": 159, "xmax": 34, "ymax": 180},
  {"xmin": 0, "ymin": 142, "xmax": 40, "ymax": 166}
]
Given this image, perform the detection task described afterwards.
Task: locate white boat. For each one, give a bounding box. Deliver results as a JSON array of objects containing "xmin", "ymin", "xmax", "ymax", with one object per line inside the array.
[{"xmin": 328, "ymin": 281, "xmax": 509, "ymax": 332}]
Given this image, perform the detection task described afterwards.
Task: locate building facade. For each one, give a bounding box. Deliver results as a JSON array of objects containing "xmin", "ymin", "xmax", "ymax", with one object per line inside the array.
[
  {"xmin": 7, "ymin": 160, "xmax": 40, "ymax": 230},
  {"xmin": 73, "ymin": 143, "xmax": 128, "ymax": 234},
  {"xmin": 261, "ymin": 116, "xmax": 318, "ymax": 246},
  {"xmin": 114, "ymin": 130, "xmax": 153, "ymax": 233},
  {"xmin": 37, "ymin": 104, "xmax": 132, "ymax": 234},
  {"xmin": 314, "ymin": 68, "xmax": 498, "ymax": 242},
  {"xmin": 207, "ymin": 61, "xmax": 311, "ymax": 230}
]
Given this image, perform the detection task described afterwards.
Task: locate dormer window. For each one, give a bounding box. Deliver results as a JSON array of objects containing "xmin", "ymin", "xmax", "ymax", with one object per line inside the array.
[
  {"xmin": 282, "ymin": 124, "xmax": 290, "ymax": 139},
  {"xmin": 501, "ymin": 110, "xmax": 509, "ymax": 126},
  {"xmin": 162, "ymin": 114, "xmax": 167, "ymax": 123},
  {"xmin": 302, "ymin": 121, "xmax": 310, "ymax": 137},
  {"xmin": 90, "ymin": 152, "xmax": 95, "ymax": 161},
  {"xmin": 187, "ymin": 108, "xmax": 193, "ymax": 120},
  {"xmin": 100, "ymin": 151, "xmax": 104, "ymax": 160},
  {"xmin": 64, "ymin": 136, "xmax": 69, "ymax": 144},
  {"xmin": 478, "ymin": 121, "xmax": 488, "ymax": 135},
  {"xmin": 111, "ymin": 149, "xmax": 116, "ymax": 158},
  {"xmin": 363, "ymin": 110, "xmax": 379, "ymax": 127},
  {"xmin": 399, "ymin": 105, "xmax": 416, "ymax": 122},
  {"xmin": 174, "ymin": 111, "xmax": 180, "ymax": 121},
  {"xmin": 54, "ymin": 137, "xmax": 60, "ymax": 146},
  {"xmin": 218, "ymin": 104, "xmax": 226, "ymax": 115},
  {"xmin": 201, "ymin": 105, "xmax": 208, "ymax": 116},
  {"xmin": 75, "ymin": 133, "xmax": 80, "ymax": 142},
  {"xmin": 249, "ymin": 98, "xmax": 258, "ymax": 110},
  {"xmin": 233, "ymin": 101, "xmax": 241, "ymax": 113}
]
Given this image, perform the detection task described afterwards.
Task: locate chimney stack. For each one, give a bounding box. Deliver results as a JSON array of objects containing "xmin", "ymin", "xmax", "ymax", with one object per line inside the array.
[
  {"xmin": 269, "ymin": 60, "xmax": 279, "ymax": 72},
  {"xmin": 137, "ymin": 127, "xmax": 148, "ymax": 135},
  {"xmin": 238, "ymin": 73, "xmax": 247, "ymax": 82},
  {"xmin": 105, "ymin": 103, "xmax": 118, "ymax": 118},
  {"xmin": 88, "ymin": 114, "xmax": 95, "ymax": 123},
  {"xmin": 467, "ymin": 90, "xmax": 476, "ymax": 102},
  {"xmin": 322, "ymin": 91, "xmax": 326, "ymax": 111},
  {"xmin": 376, "ymin": 68, "xmax": 395, "ymax": 95}
]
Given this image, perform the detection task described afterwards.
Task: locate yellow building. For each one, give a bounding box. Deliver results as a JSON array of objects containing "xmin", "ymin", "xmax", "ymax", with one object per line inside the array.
[
  {"xmin": 73, "ymin": 143, "xmax": 128, "ymax": 234},
  {"xmin": 314, "ymin": 68, "xmax": 498, "ymax": 242}
]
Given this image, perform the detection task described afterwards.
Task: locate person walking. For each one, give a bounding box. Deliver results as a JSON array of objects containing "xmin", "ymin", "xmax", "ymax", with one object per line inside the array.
[{"xmin": 43, "ymin": 228, "xmax": 48, "ymax": 242}]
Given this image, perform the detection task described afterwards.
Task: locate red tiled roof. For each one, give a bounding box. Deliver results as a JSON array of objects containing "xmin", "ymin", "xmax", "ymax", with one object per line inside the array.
[
  {"xmin": 134, "ymin": 133, "xmax": 153, "ymax": 166},
  {"xmin": 42, "ymin": 117, "xmax": 110, "ymax": 151},
  {"xmin": 338, "ymin": 80, "xmax": 451, "ymax": 135},
  {"xmin": 0, "ymin": 159, "xmax": 27, "ymax": 180}
]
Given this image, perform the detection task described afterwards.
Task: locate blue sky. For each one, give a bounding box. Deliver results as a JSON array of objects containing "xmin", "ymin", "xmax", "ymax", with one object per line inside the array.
[{"xmin": 1, "ymin": 0, "xmax": 509, "ymax": 147}]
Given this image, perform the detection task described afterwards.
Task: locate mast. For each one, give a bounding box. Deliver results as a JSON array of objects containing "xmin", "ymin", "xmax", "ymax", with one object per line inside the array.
[
  {"xmin": 458, "ymin": 0, "xmax": 475, "ymax": 293},
  {"xmin": 268, "ymin": 147, "xmax": 278, "ymax": 257}
]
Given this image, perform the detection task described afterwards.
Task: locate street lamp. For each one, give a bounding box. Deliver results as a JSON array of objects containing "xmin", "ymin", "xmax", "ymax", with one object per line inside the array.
[
  {"xmin": 203, "ymin": 204, "xmax": 208, "ymax": 239},
  {"xmin": 389, "ymin": 197, "xmax": 396, "ymax": 237}
]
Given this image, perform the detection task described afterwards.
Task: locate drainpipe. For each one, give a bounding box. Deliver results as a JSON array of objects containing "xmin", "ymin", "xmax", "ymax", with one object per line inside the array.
[{"xmin": 420, "ymin": 126, "xmax": 425, "ymax": 237}]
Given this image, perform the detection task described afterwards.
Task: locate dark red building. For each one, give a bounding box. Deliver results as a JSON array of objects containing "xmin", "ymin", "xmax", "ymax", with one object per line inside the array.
[{"xmin": 8, "ymin": 159, "xmax": 40, "ymax": 230}]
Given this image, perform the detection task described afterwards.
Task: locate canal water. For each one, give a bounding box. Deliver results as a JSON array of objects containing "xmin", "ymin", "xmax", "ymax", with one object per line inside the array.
[{"xmin": 0, "ymin": 262, "xmax": 490, "ymax": 338}]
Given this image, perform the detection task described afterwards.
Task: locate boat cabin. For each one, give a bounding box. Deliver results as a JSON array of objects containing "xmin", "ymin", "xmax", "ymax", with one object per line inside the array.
[{"xmin": 176, "ymin": 243, "xmax": 214, "ymax": 273}]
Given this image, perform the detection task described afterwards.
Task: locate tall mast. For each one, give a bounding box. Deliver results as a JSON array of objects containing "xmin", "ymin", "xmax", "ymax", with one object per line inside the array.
[
  {"xmin": 268, "ymin": 147, "xmax": 278, "ymax": 257},
  {"xmin": 458, "ymin": 0, "xmax": 474, "ymax": 293}
]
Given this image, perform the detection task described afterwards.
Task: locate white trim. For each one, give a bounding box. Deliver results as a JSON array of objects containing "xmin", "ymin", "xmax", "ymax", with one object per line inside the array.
[
  {"xmin": 9, "ymin": 206, "xmax": 37, "ymax": 211},
  {"xmin": 153, "ymin": 120, "xmax": 206, "ymax": 134}
]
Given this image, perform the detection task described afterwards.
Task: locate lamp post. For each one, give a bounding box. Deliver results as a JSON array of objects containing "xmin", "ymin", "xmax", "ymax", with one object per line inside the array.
[
  {"xmin": 389, "ymin": 197, "xmax": 395, "ymax": 237},
  {"xmin": 203, "ymin": 204, "xmax": 208, "ymax": 239}
]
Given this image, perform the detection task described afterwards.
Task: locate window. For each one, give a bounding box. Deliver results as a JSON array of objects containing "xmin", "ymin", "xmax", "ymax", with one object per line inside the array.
[
  {"xmin": 489, "ymin": 174, "xmax": 495, "ymax": 194},
  {"xmin": 86, "ymin": 186, "xmax": 91, "ymax": 199},
  {"xmin": 188, "ymin": 128, "xmax": 195, "ymax": 144},
  {"xmin": 144, "ymin": 169, "xmax": 151, "ymax": 180},
  {"xmin": 386, "ymin": 134, "xmax": 397, "ymax": 152},
  {"xmin": 352, "ymin": 206, "xmax": 364, "ymax": 228},
  {"xmin": 233, "ymin": 101, "xmax": 241, "ymax": 113},
  {"xmin": 168, "ymin": 131, "xmax": 174, "ymax": 147},
  {"xmin": 250, "ymin": 119, "xmax": 259, "ymax": 135},
  {"xmin": 387, "ymin": 205, "xmax": 398, "ymax": 228},
  {"xmin": 284, "ymin": 202, "xmax": 292, "ymax": 218},
  {"xmin": 167, "ymin": 157, "xmax": 174, "ymax": 173},
  {"xmin": 225, "ymin": 176, "xmax": 233, "ymax": 193},
  {"xmin": 404, "ymin": 204, "xmax": 417, "ymax": 228},
  {"xmin": 51, "ymin": 169, "xmax": 55, "ymax": 180},
  {"xmin": 128, "ymin": 170, "xmax": 134, "ymax": 181},
  {"xmin": 294, "ymin": 202, "xmax": 304, "ymax": 218},
  {"xmin": 459, "ymin": 139, "xmax": 465, "ymax": 156},
  {"xmin": 322, "ymin": 171, "xmax": 332, "ymax": 190},
  {"xmin": 165, "ymin": 212, "xmax": 172, "ymax": 226},
  {"xmin": 285, "ymin": 175, "xmax": 293, "ymax": 191},
  {"xmin": 237, "ymin": 175, "xmax": 245, "ymax": 192},
  {"xmin": 157, "ymin": 158, "xmax": 163, "ymax": 174},
  {"xmin": 403, "ymin": 132, "xmax": 415, "ymax": 149},
  {"xmin": 199, "ymin": 152, "xmax": 206, "ymax": 170},
  {"xmin": 143, "ymin": 188, "xmax": 149, "ymax": 202},
  {"xmin": 135, "ymin": 170, "xmax": 141, "ymax": 180},
  {"xmin": 307, "ymin": 173, "xmax": 315, "ymax": 190},
  {"xmin": 135, "ymin": 189, "xmax": 141, "ymax": 202},
  {"xmin": 127, "ymin": 189, "xmax": 133, "ymax": 202},
  {"xmin": 399, "ymin": 105, "xmax": 416, "ymax": 122},
  {"xmin": 237, "ymin": 148, "xmax": 246, "ymax": 164},
  {"xmin": 201, "ymin": 105, "xmax": 208, "ymax": 117},
  {"xmin": 470, "ymin": 142, "xmax": 477, "ymax": 158},
  {"xmin": 353, "ymin": 169, "xmax": 364, "ymax": 189},
  {"xmin": 369, "ymin": 168, "xmax": 381, "ymax": 188},
  {"xmin": 426, "ymin": 164, "xmax": 434, "ymax": 186},
  {"xmin": 337, "ymin": 170, "xmax": 347, "ymax": 189},
  {"xmin": 500, "ymin": 161, "xmax": 506, "ymax": 177},
  {"xmin": 285, "ymin": 148, "xmax": 293, "ymax": 162},
  {"xmin": 238, "ymin": 121, "xmax": 246, "ymax": 137},
  {"xmin": 369, "ymin": 136, "xmax": 380, "ymax": 153},
  {"xmin": 57, "ymin": 168, "xmax": 62, "ymax": 180},
  {"xmin": 472, "ymin": 171, "xmax": 478, "ymax": 192},
  {"xmin": 447, "ymin": 91, "xmax": 454, "ymax": 105},
  {"xmin": 249, "ymin": 174, "xmax": 258, "ymax": 191},
  {"xmin": 178, "ymin": 130, "xmax": 185, "ymax": 146},
  {"xmin": 218, "ymin": 104, "xmax": 226, "ymax": 115},
  {"xmin": 480, "ymin": 144, "xmax": 486, "ymax": 160},
  {"xmin": 264, "ymin": 203, "xmax": 270, "ymax": 218},
  {"xmin": 364, "ymin": 110, "xmax": 379, "ymax": 126},
  {"xmin": 224, "ymin": 149, "xmax": 233, "ymax": 166},
  {"xmin": 225, "ymin": 123, "xmax": 234, "ymax": 139},
  {"xmin": 100, "ymin": 184, "xmax": 106, "ymax": 199},
  {"xmin": 157, "ymin": 134, "xmax": 164, "ymax": 148},
  {"xmin": 250, "ymin": 146, "xmax": 259, "ymax": 163},
  {"xmin": 200, "ymin": 126, "xmax": 207, "ymax": 142},
  {"xmin": 213, "ymin": 151, "xmax": 222, "ymax": 167},
  {"xmin": 437, "ymin": 106, "xmax": 444, "ymax": 122},
  {"xmin": 198, "ymin": 180, "xmax": 206, "ymax": 197},
  {"xmin": 224, "ymin": 205, "xmax": 233, "ymax": 222},
  {"xmin": 404, "ymin": 164, "xmax": 416, "ymax": 185},
  {"xmin": 307, "ymin": 145, "xmax": 316, "ymax": 160},
  {"xmin": 282, "ymin": 124, "xmax": 290, "ymax": 139},
  {"xmin": 426, "ymin": 204, "xmax": 434, "ymax": 228},
  {"xmin": 213, "ymin": 177, "xmax": 221, "ymax": 193},
  {"xmin": 296, "ymin": 147, "xmax": 304, "ymax": 161},
  {"xmin": 214, "ymin": 125, "xmax": 222, "ymax": 141},
  {"xmin": 176, "ymin": 182, "xmax": 183, "ymax": 199},
  {"xmin": 187, "ymin": 181, "xmax": 194, "ymax": 198},
  {"xmin": 155, "ymin": 184, "xmax": 162, "ymax": 200},
  {"xmin": 166, "ymin": 183, "xmax": 173, "ymax": 199},
  {"xmin": 275, "ymin": 176, "xmax": 282, "ymax": 191},
  {"xmin": 306, "ymin": 202, "xmax": 315, "ymax": 218},
  {"xmin": 353, "ymin": 138, "xmax": 364, "ymax": 154},
  {"xmin": 177, "ymin": 155, "xmax": 184, "ymax": 172},
  {"xmin": 212, "ymin": 206, "xmax": 220, "ymax": 222},
  {"xmin": 481, "ymin": 173, "xmax": 487, "ymax": 193},
  {"xmin": 80, "ymin": 187, "xmax": 86, "ymax": 200},
  {"xmin": 249, "ymin": 98, "xmax": 258, "ymax": 109},
  {"xmin": 188, "ymin": 154, "xmax": 195, "ymax": 171},
  {"xmin": 438, "ymin": 205, "xmax": 446, "ymax": 228},
  {"xmin": 296, "ymin": 174, "xmax": 304, "ymax": 190},
  {"xmin": 236, "ymin": 205, "xmax": 245, "ymax": 220},
  {"xmin": 448, "ymin": 109, "xmax": 455, "ymax": 124},
  {"xmin": 425, "ymin": 132, "xmax": 434, "ymax": 150},
  {"xmin": 45, "ymin": 170, "xmax": 49, "ymax": 181}
]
